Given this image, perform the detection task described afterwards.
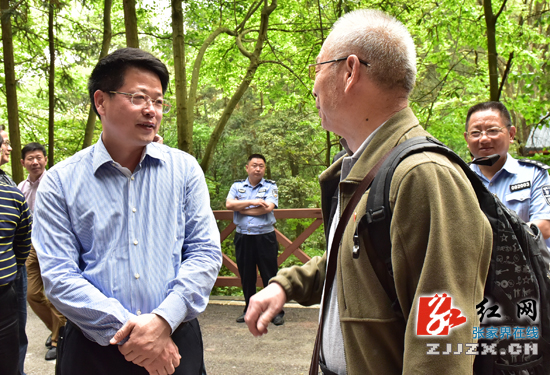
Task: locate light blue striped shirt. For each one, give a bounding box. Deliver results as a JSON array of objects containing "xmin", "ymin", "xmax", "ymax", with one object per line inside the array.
[{"xmin": 32, "ymin": 137, "xmax": 222, "ymax": 346}]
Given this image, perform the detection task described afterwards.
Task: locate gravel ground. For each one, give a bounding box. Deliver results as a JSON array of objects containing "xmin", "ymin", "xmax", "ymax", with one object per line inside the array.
[{"xmin": 24, "ymin": 298, "xmax": 319, "ymax": 375}]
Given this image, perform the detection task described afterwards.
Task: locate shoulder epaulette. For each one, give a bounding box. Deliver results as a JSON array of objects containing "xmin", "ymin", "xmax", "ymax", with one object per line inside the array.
[
  {"xmin": 518, "ymin": 159, "xmax": 550, "ymax": 170},
  {"xmin": 234, "ymin": 179, "xmax": 245, "ymax": 183},
  {"xmin": 264, "ymin": 179, "xmax": 276, "ymax": 184}
]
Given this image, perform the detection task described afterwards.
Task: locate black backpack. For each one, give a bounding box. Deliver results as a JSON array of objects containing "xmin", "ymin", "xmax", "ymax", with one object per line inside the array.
[{"xmin": 362, "ymin": 136, "xmax": 550, "ymax": 375}]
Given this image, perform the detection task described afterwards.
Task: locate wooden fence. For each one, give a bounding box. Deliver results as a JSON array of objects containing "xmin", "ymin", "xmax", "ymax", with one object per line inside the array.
[{"xmin": 213, "ymin": 209, "xmax": 323, "ymax": 287}]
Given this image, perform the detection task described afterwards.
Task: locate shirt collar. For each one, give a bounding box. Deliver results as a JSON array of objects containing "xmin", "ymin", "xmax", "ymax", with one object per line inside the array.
[
  {"xmin": 26, "ymin": 170, "xmax": 47, "ymax": 185},
  {"xmin": 92, "ymin": 133, "xmax": 166, "ymax": 174},
  {"xmin": 500, "ymin": 153, "xmax": 519, "ymax": 175},
  {"xmin": 244, "ymin": 177, "xmax": 265, "ymax": 188},
  {"xmin": 472, "ymin": 153, "xmax": 517, "ymax": 182},
  {"xmin": 340, "ymin": 123, "xmax": 384, "ymax": 180}
]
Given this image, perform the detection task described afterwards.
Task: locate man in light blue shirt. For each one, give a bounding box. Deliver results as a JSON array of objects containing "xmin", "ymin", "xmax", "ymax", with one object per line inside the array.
[
  {"xmin": 465, "ymin": 101, "xmax": 550, "ymax": 246},
  {"xmin": 32, "ymin": 48, "xmax": 222, "ymax": 375},
  {"xmin": 226, "ymin": 154, "xmax": 284, "ymax": 325}
]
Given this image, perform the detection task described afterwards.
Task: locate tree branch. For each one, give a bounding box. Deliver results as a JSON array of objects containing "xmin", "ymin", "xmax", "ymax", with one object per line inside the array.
[
  {"xmin": 259, "ymin": 59, "xmax": 313, "ymax": 98},
  {"xmin": 534, "ymin": 112, "xmax": 550, "ymax": 128},
  {"xmin": 0, "ymin": 0, "xmax": 24, "ymax": 21},
  {"xmin": 495, "ymin": 0, "xmax": 508, "ymax": 21},
  {"xmin": 236, "ymin": 29, "xmax": 255, "ymax": 58},
  {"xmin": 236, "ymin": 0, "xmax": 262, "ymax": 33},
  {"xmin": 497, "ymin": 51, "xmax": 513, "ymax": 101}
]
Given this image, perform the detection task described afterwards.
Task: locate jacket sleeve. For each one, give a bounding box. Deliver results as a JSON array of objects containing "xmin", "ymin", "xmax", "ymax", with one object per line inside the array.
[
  {"xmin": 270, "ymin": 252, "xmax": 327, "ymax": 306},
  {"xmin": 390, "ymin": 152, "xmax": 492, "ymax": 374},
  {"xmin": 14, "ymin": 197, "xmax": 32, "ymax": 265}
]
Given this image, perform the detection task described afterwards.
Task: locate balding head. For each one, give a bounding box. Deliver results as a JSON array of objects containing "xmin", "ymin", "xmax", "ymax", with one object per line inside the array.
[{"xmin": 324, "ymin": 9, "xmax": 416, "ymax": 96}]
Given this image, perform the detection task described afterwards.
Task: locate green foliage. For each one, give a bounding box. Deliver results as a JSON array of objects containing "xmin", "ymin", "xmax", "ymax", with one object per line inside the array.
[{"xmin": 3, "ymin": 0, "xmax": 550, "ymax": 296}]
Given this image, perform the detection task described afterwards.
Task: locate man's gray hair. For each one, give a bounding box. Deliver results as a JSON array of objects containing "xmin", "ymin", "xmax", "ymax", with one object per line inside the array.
[{"xmin": 327, "ymin": 9, "xmax": 417, "ymax": 94}]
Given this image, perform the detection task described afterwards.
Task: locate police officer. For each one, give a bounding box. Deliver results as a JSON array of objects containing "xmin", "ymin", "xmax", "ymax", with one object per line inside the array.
[
  {"xmin": 226, "ymin": 154, "xmax": 284, "ymax": 325},
  {"xmin": 464, "ymin": 101, "xmax": 550, "ymax": 246}
]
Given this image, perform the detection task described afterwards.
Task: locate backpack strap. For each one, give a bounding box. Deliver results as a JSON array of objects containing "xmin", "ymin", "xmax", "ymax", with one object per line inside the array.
[
  {"xmin": 309, "ymin": 148, "xmax": 394, "ymax": 375},
  {"xmin": 363, "ymin": 136, "xmax": 497, "ymax": 315}
]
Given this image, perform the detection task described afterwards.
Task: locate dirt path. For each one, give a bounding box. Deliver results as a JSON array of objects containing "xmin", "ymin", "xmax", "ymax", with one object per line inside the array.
[
  {"xmin": 202, "ymin": 301, "xmax": 318, "ymax": 375},
  {"xmin": 24, "ymin": 298, "xmax": 319, "ymax": 375}
]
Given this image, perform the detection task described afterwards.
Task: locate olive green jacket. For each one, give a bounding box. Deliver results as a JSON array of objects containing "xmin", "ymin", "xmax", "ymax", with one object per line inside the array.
[{"xmin": 272, "ymin": 107, "xmax": 492, "ymax": 374}]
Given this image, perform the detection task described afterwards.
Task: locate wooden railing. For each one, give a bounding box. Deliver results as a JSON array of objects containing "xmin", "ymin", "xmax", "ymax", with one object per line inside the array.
[{"xmin": 213, "ymin": 209, "xmax": 323, "ymax": 287}]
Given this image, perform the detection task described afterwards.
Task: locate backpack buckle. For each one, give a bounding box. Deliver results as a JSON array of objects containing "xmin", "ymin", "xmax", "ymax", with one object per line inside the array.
[{"xmin": 365, "ymin": 207, "xmax": 386, "ymax": 223}]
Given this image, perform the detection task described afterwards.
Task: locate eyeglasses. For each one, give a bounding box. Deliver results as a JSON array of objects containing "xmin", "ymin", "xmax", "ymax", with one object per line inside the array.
[
  {"xmin": 109, "ymin": 91, "xmax": 172, "ymax": 114},
  {"xmin": 308, "ymin": 56, "xmax": 370, "ymax": 80},
  {"xmin": 2, "ymin": 140, "xmax": 10, "ymax": 147},
  {"xmin": 466, "ymin": 127, "xmax": 507, "ymax": 140},
  {"xmin": 249, "ymin": 163, "xmax": 265, "ymax": 170}
]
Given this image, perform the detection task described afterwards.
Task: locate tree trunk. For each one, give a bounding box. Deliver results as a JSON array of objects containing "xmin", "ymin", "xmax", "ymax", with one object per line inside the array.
[
  {"xmin": 200, "ymin": 0, "xmax": 277, "ymax": 173},
  {"xmin": 48, "ymin": 0, "xmax": 55, "ymax": 168},
  {"xmin": 187, "ymin": 26, "xmax": 233, "ymax": 153},
  {"xmin": 82, "ymin": 0, "xmax": 112, "ymax": 149},
  {"xmin": 1, "ymin": 0, "xmax": 24, "ymax": 182},
  {"xmin": 171, "ymin": 0, "xmax": 189, "ymax": 153},
  {"xmin": 123, "ymin": 0, "xmax": 139, "ymax": 48},
  {"xmin": 483, "ymin": 0, "xmax": 507, "ymax": 101}
]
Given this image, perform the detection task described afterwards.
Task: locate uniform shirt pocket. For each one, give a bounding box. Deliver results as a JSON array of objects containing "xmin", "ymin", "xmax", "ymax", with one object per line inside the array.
[{"xmin": 505, "ymin": 190, "xmax": 531, "ymax": 220}]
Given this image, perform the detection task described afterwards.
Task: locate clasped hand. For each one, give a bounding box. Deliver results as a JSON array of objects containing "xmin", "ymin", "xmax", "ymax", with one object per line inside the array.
[{"xmin": 110, "ymin": 313, "xmax": 181, "ymax": 375}]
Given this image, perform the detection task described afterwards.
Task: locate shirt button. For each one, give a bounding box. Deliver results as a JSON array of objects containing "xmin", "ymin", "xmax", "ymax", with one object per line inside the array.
[
  {"xmin": 134, "ymin": 273, "xmax": 140, "ymax": 279},
  {"xmin": 131, "ymin": 176, "xmax": 135, "ymax": 181},
  {"xmin": 133, "ymin": 240, "xmax": 138, "ymax": 245},
  {"xmin": 132, "ymin": 207, "xmax": 137, "ymax": 213},
  {"xmin": 137, "ymin": 310, "xmax": 141, "ymax": 316}
]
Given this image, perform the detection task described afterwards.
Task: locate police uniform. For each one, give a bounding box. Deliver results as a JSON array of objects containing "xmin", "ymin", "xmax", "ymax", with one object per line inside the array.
[
  {"xmin": 470, "ymin": 153, "xmax": 550, "ymax": 247},
  {"xmin": 226, "ymin": 177, "xmax": 281, "ymax": 313}
]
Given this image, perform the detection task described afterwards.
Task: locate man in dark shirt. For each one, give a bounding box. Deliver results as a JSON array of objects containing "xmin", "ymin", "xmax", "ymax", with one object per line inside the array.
[
  {"xmin": 0, "ymin": 125, "xmax": 29, "ymax": 375},
  {"xmin": 0, "ymin": 133, "xmax": 33, "ymax": 375}
]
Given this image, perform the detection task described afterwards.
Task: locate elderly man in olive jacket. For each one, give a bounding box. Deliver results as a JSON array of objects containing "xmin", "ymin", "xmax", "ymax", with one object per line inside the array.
[{"xmin": 245, "ymin": 9, "xmax": 492, "ymax": 375}]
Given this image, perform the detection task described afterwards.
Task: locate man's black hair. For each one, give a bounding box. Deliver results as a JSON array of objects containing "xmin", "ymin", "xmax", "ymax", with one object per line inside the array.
[
  {"xmin": 465, "ymin": 101, "xmax": 512, "ymax": 131},
  {"xmin": 21, "ymin": 142, "xmax": 47, "ymax": 160},
  {"xmin": 247, "ymin": 154, "xmax": 266, "ymax": 163},
  {"xmin": 88, "ymin": 48, "xmax": 170, "ymax": 117}
]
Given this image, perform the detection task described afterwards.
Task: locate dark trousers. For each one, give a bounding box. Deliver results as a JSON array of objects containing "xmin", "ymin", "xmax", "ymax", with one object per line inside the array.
[
  {"xmin": 14, "ymin": 265, "xmax": 27, "ymax": 375},
  {"xmin": 235, "ymin": 231, "xmax": 281, "ymax": 313},
  {"xmin": 57, "ymin": 319, "xmax": 205, "ymax": 375},
  {"xmin": 0, "ymin": 285, "xmax": 20, "ymax": 375}
]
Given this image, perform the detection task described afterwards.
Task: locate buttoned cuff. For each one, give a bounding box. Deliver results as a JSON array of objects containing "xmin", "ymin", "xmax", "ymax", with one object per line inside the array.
[{"xmin": 152, "ymin": 292, "xmax": 188, "ymax": 334}]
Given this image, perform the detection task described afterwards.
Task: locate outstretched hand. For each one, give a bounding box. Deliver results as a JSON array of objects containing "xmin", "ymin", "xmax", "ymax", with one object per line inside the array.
[{"xmin": 245, "ymin": 282, "xmax": 286, "ymax": 337}]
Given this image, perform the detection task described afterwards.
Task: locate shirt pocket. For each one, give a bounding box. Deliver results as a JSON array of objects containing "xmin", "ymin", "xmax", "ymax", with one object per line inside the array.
[{"xmin": 505, "ymin": 190, "xmax": 530, "ymax": 220}]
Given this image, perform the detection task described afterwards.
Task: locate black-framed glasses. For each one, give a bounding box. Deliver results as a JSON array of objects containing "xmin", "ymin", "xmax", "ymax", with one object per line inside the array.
[
  {"xmin": 308, "ymin": 56, "xmax": 370, "ymax": 80},
  {"xmin": 109, "ymin": 91, "xmax": 172, "ymax": 114},
  {"xmin": 466, "ymin": 127, "xmax": 507, "ymax": 140}
]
